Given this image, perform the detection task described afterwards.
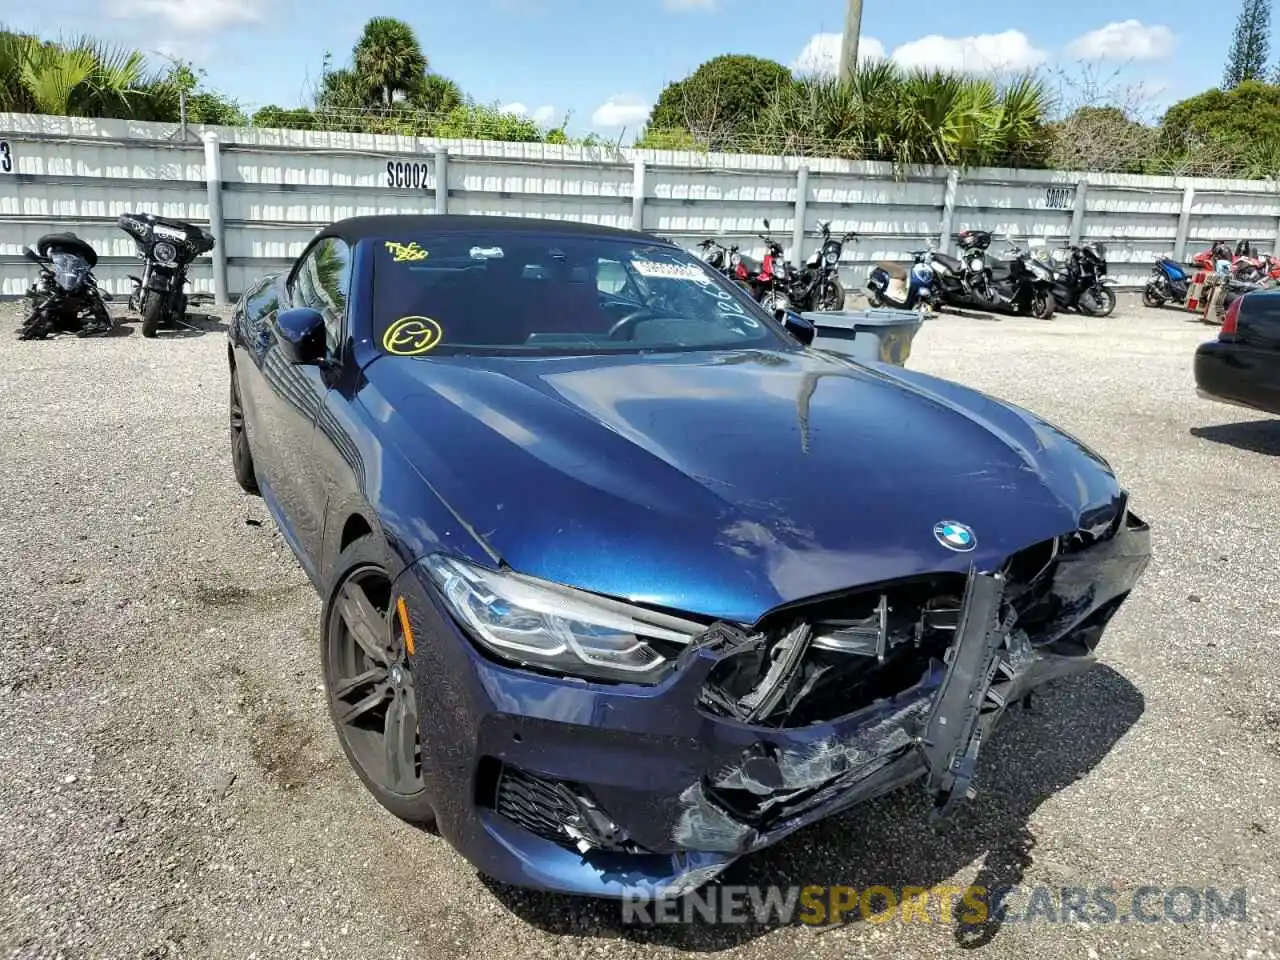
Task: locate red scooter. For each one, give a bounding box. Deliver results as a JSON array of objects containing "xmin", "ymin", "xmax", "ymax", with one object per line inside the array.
[{"xmin": 732, "ymin": 219, "xmax": 792, "ymax": 312}]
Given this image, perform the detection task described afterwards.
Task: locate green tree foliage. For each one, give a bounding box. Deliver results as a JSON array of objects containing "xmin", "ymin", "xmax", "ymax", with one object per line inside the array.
[
  {"xmin": 724, "ymin": 61, "xmax": 1053, "ymax": 169},
  {"xmin": 1159, "ymin": 80, "xmax": 1280, "ymax": 177},
  {"xmin": 250, "ymin": 20, "xmax": 545, "ymax": 142},
  {"xmin": 7, "ymin": 20, "xmax": 1280, "ymax": 174},
  {"xmin": 0, "ymin": 28, "xmax": 241, "ymax": 122},
  {"xmin": 645, "ymin": 54, "xmax": 792, "ymax": 148},
  {"xmin": 411, "ymin": 73, "xmax": 463, "ymax": 114},
  {"xmin": 0, "ymin": 29, "xmax": 153, "ymax": 116},
  {"xmin": 353, "ymin": 17, "xmax": 427, "ymax": 107},
  {"xmin": 1224, "ymin": 0, "xmax": 1271, "ymax": 88}
]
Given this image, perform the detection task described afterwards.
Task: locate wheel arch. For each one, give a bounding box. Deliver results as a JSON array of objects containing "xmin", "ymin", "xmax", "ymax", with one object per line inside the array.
[{"xmin": 321, "ymin": 499, "xmax": 397, "ymax": 592}]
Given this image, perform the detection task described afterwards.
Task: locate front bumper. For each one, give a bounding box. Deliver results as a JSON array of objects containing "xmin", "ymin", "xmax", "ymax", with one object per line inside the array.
[{"xmin": 393, "ymin": 513, "xmax": 1151, "ymax": 899}]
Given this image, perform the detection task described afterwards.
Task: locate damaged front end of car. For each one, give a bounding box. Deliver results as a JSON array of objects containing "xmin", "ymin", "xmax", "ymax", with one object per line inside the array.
[{"xmin": 402, "ymin": 506, "xmax": 1151, "ymax": 899}]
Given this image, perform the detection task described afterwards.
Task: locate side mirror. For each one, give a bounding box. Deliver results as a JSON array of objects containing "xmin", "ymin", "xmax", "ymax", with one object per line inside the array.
[
  {"xmin": 274, "ymin": 306, "xmax": 327, "ymax": 364},
  {"xmin": 762, "ymin": 218, "xmax": 771, "ymax": 230},
  {"xmin": 776, "ymin": 307, "xmax": 815, "ymax": 345}
]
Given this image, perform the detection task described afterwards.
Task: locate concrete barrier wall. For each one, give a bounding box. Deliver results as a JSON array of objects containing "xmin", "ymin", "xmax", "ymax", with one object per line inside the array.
[{"xmin": 2, "ymin": 113, "xmax": 1279, "ymax": 299}]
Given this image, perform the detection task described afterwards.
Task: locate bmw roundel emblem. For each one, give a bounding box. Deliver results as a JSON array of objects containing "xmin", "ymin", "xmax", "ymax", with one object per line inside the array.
[{"xmin": 934, "ymin": 520, "xmax": 976, "ymax": 552}]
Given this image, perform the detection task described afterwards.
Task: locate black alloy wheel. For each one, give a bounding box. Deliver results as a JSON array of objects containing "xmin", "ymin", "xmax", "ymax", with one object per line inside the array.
[
  {"xmin": 228, "ymin": 369, "xmax": 259, "ymax": 494},
  {"xmin": 322, "ymin": 541, "xmax": 435, "ymax": 826}
]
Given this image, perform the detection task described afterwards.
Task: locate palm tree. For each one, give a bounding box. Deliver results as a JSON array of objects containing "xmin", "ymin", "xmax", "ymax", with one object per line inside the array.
[
  {"xmin": 352, "ymin": 17, "xmax": 427, "ymax": 108},
  {"xmin": 0, "ymin": 28, "xmax": 163, "ymax": 119},
  {"xmin": 315, "ymin": 65, "xmax": 373, "ymax": 113},
  {"xmin": 411, "ymin": 73, "xmax": 462, "ymax": 114}
]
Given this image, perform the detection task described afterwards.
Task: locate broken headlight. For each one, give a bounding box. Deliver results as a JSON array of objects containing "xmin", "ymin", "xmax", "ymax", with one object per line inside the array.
[{"xmin": 422, "ymin": 554, "xmax": 704, "ymax": 684}]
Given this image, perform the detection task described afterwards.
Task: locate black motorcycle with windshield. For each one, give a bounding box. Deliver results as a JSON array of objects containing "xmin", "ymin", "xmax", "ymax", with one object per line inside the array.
[
  {"xmin": 1044, "ymin": 242, "xmax": 1116, "ymax": 316},
  {"xmin": 117, "ymin": 212, "xmax": 216, "ymax": 337},
  {"xmin": 786, "ymin": 220, "xmax": 855, "ymax": 312},
  {"xmin": 928, "ymin": 231, "xmax": 1056, "ymax": 318},
  {"xmin": 17, "ymin": 232, "xmax": 112, "ymax": 340}
]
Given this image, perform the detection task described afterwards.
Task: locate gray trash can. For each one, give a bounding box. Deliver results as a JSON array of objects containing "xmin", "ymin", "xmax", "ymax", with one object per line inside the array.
[{"xmin": 802, "ymin": 307, "xmax": 926, "ymax": 367}]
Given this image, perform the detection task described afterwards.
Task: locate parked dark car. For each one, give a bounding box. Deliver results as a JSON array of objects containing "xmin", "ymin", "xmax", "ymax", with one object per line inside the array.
[
  {"xmin": 227, "ymin": 215, "xmax": 1151, "ymax": 900},
  {"xmin": 1194, "ymin": 289, "xmax": 1280, "ymax": 415}
]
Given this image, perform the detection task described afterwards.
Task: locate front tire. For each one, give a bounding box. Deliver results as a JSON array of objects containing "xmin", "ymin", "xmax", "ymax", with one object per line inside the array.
[
  {"xmin": 1142, "ymin": 286, "xmax": 1165, "ymax": 308},
  {"xmin": 321, "ymin": 536, "xmax": 435, "ymax": 827},
  {"xmin": 229, "ymin": 367, "xmax": 259, "ymax": 494},
  {"xmin": 818, "ymin": 280, "xmax": 845, "ymax": 311},
  {"xmin": 1030, "ymin": 289, "xmax": 1056, "ymax": 319},
  {"xmin": 141, "ymin": 295, "xmax": 165, "ymax": 338},
  {"xmin": 759, "ymin": 290, "xmax": 789, "ymax": 314},
  {"xmin": 1080, "ymin": 286, "xmax": 1116, "ymax": 317}
]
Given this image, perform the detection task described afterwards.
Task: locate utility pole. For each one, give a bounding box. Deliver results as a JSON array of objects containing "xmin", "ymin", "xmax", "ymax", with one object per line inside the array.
[{"xmin": 839, "ymin": 0, "xmax": 864, "ymax": 83}]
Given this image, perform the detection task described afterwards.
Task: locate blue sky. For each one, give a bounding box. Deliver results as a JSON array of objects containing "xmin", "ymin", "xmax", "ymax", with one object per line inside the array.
[{"xmin": 8, "ymin": 0, "xmax": 1242, "ymax": 135}]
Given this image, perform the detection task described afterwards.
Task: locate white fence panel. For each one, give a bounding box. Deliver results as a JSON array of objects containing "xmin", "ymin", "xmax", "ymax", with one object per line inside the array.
[{"xmin": 1, "ymin": 113, "xmax": 1279, "ymax": 300}]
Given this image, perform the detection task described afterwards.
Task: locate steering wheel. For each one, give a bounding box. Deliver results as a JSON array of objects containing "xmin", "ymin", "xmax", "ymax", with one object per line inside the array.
[{"xmin": 606, "ymin": 307, "xmax": 655, "ymax": 340}]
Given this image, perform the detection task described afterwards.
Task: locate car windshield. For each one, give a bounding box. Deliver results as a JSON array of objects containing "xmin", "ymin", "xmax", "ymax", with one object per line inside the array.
[{"xmin": 369, "ymin": 231, "xmax": 789, "ymax": 356}]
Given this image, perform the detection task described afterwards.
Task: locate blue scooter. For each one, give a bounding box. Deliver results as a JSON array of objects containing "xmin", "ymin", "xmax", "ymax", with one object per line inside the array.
[
  {"xmin": 1143, "ymin": 256, "xmax": 1191, "ymax": 308},
  {"xmin": 866, "ymin": 249, "xmax": 935, "ymax": 313}
]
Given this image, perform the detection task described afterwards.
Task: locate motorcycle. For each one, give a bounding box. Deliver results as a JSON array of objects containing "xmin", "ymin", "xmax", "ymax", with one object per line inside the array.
[
  {"xmin": 1149, "ymin": 240, "xmax": 1240, "ymax": 308},
  {"xmin": 733, "ymin": 219, "xmax": 791, "ymax": 313},
  {"xmin": 787, "ymin": 220, "xmax": 855, "ymax": 312},
  {"xmin": 17, "ymin": 232, "xmax": 112, "ymax": 341},
  {"xmin": 117, "ymin": 212, "xmax": 216, "ymax": 338},
  {"xmin": 1143, "ymin": 254, "xmax": 1194, "ymax": 308},
  {"xmin": 866, "ymin": 249, "xmax": 935, "ymax": 313},
  {"xmin": 928, "ymin": 232, "xmax": 1056, "ymax": 318},
  {"xmin": 696, "ymin": 238, "xmax": 732, "ymax": 274},
  {"xmin": 1044, "ymin": 242, "xmax": 1116, "ymax": 317}
]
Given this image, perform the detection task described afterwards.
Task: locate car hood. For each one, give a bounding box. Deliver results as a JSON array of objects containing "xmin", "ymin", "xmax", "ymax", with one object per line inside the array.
[{"xmin": 365, "ymin": 347, "xmax": 1125, "ymax": 623}]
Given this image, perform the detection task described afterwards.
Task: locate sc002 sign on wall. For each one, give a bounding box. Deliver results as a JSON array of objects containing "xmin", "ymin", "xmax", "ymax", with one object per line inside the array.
[
  {"xmin": 1044, "ymin": 186, "xmax": 1075, "ymax": 210},
  {"xmin": 386, "ymin": 159, "xmax": 433, "ymax": 189}
]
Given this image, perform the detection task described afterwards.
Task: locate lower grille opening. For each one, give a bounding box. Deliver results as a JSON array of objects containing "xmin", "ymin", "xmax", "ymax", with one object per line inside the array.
[{"xmin": 477, "ymin": 758, "xmax": 646, "ymax": 855}]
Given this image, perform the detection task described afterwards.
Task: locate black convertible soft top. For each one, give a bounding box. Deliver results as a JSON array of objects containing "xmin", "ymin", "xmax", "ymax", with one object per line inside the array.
[{"xmin": 316, "ymin": 214, "xmax": 668, "ymax": 246}]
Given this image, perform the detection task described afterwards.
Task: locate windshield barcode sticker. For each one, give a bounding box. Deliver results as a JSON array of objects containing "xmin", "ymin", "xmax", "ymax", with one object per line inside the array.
[{"xmin": 632, "ymin": 260, "xmax": 711, "ymax": 281}]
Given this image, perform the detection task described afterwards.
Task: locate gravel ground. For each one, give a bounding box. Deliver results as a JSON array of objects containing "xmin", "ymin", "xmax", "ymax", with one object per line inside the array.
[{"xmin": 2, "ymin": 294, "xmax": 1279, "ymax": 960}]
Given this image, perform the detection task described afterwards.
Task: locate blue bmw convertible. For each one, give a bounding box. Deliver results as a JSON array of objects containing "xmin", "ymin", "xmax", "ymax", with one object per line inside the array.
[{"xmin": 227, "ymin": 214, "xmax": 1151, "ymax": 899}]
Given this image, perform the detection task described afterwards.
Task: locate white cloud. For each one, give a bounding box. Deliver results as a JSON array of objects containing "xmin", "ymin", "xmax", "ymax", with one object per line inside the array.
[
  {"xmin": 500, "ymin": 102, "xmax": 557, "ymax": 125},
  {"xmin": 105, "ymin": 0, "xmax": 265, "ymax": 31},
  {"xmin": 1065, "ymin": 21, "xmax": 1177, "ymax": 61},
  {"xmin": 791, "ymin": 32, "xmax": 886, "ymax": 75},
  {"xmin": 791, "ymin": 29, "xmax": 1046, "ymax": 77},
  {"xmin": 891, "ymin": 30, "xmax": 1048, "ymax": 72},
  {"xmin": 592, "ymin": 94, "xmax": 650, "ymax": 127}
]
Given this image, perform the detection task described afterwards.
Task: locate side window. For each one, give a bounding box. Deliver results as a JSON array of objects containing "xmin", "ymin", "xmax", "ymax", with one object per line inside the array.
[{"xmin": 292, "ymin": 238, "xmax": 352, "ymax": 354}]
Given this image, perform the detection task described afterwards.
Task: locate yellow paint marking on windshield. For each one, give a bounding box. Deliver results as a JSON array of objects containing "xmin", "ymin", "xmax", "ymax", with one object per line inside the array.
[
  {"xmin": 384, "ymin": 241, "xmax": 429, "ymax": 262},
  {"xmin": 383, "ymin": 315, "xmax": 443, "ymax": 355}
]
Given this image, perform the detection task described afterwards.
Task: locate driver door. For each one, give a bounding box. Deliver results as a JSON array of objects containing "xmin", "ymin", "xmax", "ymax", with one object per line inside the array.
[{"xmin": 257, "ymin": 237, "xmax": 352, "ymax": 571}]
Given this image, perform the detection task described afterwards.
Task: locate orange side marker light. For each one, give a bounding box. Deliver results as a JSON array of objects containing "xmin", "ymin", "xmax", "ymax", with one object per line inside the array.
[{"xmin": 395, "ymin": 596, "xmax": 416, "ymax": 656}]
